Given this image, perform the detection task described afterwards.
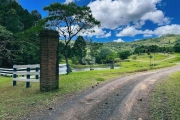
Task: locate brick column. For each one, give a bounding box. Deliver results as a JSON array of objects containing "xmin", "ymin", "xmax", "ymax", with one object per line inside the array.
[{"xmin": 39, "ymin": 30, "xmax": 59, "ymax": 92}]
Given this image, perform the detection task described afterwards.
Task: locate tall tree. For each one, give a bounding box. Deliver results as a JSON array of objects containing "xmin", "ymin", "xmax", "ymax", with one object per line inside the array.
[
  {"xmin": 71, "ymin": 36, "xmax": 86, "ymax": 64},
  {"xmin": 0, "ymin": 0, "xmax": 42, "ymax": 33},
  {"xmin": 0, "ymin": 25, "xmax": 16, "ymax": 67},
  {"xmin": 43, "ymin": 2, "xmax": 100, "ymax": 74},
  {"xmin": 106, "ymin": 52, "xmax": 117, "ymax": 69},
  {"xmin": 87, "ymin": 39, "xmax": 103, "ymax": 63}
]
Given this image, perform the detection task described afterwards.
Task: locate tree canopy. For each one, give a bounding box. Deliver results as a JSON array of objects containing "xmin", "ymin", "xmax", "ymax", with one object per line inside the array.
[
  {"xmin": 43, "ymin": 2, "xmax": 100, "ymax": 73},
  {"xmin": 0, "ymin": 0, "xmax": 42, "ymax": 67},
  {"xmin": 71, "ymin": 36, "xmax": 87, "ymax": 64}
]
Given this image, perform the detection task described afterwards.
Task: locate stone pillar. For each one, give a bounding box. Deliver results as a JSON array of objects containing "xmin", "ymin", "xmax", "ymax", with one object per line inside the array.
[{"xmin": 39, "ymin": 30, "xmax": 59, "ymax": 92}]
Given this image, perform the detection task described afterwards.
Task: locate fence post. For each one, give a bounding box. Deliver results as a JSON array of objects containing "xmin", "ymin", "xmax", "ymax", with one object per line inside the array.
[
  {"xmin": 36, "ymin": 67, "xmax": 39, "ymax": 80},
  {"xmin": 13, "ymin": 66, "xmax": 17, "ymax": 86},
  {"xmin": 66, "ymin": 63, "xmax": 69, "ymax": 74},
  {"xmin": 26, "ymin": 67, "xmax": 30, "ymax": 88}
]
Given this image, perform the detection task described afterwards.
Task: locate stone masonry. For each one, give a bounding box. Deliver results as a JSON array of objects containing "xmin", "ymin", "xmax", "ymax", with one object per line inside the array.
[{"xmin": 39, "ymin": 30, "xmax": 59, "ymax": 92}]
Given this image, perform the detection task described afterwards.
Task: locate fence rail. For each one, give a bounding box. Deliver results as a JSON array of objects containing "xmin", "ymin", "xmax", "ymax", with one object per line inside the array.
[
  {"xmin": 13, "ymin": 64, "xmax": 40, "ymax": 88},
  {"xmin": 0, "ymin": 68, "xmax": 13, "ymax": 76},
  {"xmin": 0, "ymin": 64, "xmax": 67, "ymax": 76},
  {"xmin": 0, "ymin": 64, "xmax": 67, "ymax": 88}
]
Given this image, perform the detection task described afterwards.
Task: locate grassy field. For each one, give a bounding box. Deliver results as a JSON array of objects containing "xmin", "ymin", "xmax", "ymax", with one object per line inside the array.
[
  {"xmin": 150, "ymin": 72, "xmax": 180, "ymax": 119},
  {"xmin": 0, "ymin": 53, "xmax": 180, "ymax": 119}
]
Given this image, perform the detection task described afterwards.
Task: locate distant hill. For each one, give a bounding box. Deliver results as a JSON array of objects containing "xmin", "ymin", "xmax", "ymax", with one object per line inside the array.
[{"xmin": 103, "ymin": 34, "xmax": 180, "ymax": 52}]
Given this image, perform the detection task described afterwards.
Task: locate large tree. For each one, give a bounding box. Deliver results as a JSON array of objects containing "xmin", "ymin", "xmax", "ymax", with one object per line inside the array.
[
  {"xmin": 87, "ymin": 39, "xmax": 103, "ymax": 63},
  {"xmin": 0, "ymin": 25, "xmax": 15, "ymax": 67},
  {"xmin": 96, "ymin": 48, "xmax": 113, "ymax": 64},
  {"xmin": 0, "ymin": 0, "xmax": 41, "ymax": 33},
  {"xmin": 71, "ymin": 36, "xmax": 86, "ymax": 64},
  {"xmin": 43, "ymin": 2, "xmax": 100, "ymax": 74}
]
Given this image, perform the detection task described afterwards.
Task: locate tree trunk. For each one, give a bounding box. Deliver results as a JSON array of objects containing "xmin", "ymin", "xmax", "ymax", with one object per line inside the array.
[
  {"xmin": 111, "ymin": 60, "xmax": 114, "ymax": 69},
  {"xmin": 65, "ymin": 55, "xmax": 70, "ymax": 75}
]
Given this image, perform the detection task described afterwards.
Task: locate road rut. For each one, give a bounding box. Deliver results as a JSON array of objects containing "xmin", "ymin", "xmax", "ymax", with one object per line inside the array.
[{"xmin": 27, "ymin": 65, "xmax": 180, "ymax": 120}]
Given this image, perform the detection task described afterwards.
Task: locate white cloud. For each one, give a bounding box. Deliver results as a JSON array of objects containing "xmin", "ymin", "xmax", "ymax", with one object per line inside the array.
[
  {"xmin": 141, "ymin": 10, "xmax": 170, "ymax": 25},
  {"xmin": 88, "ymin": 0, "xmax": 169, "ymax": 29},
  {"xmin": 116, "ymin": 24, "xmax": 180, "ymax": 37},
  {"xmin": 97, "ymin": 31, "xmax": 111, "ymax": 38},
  {"xmin": 143, "ymin": 34, "xmax": 153, "ymax": 37},
  {"xmin": 116, "ymin": 26, "xmax": 142, "ymax": 37},
  {"xmin": 113, "ymin": 38, "xmax": 124, "ymax": 42},
  {"xmin": 154, "ymin": 24, "xmax": 180, "ymax": 36},
  {"xmin": 64, "ymin": 0, "xmax": 74, "ymax": 4},
  {"xmin": 78, "ymin": 27, "xmax": 111, "ymax": 38}
]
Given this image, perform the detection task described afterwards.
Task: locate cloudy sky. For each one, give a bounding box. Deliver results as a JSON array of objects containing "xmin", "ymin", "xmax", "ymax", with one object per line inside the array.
[{"xmin": 19, "ymin": 0, "xmax": 180, "ymax": 42}]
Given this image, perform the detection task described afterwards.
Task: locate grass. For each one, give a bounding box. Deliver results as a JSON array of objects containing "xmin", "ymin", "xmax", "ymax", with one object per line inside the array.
[
  {"xmin": 133, "ymin": 53, "xmax": 172, "ymax": 62},
  {"xmin": 150, "ymin": 72, "xmax": 180, "ymax": 119},
  {"xmin": 0, "ymin": 53, "xmax": 180, "ymax": 119},
  {"xmin": 71, "ymin": 64, "xmax": 108, "ymax": 69}
]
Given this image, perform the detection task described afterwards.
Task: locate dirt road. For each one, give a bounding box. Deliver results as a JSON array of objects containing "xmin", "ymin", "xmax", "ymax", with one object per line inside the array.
[{"xmin": 28, "ymin": 65, "xmax": 180, "ymax": 120}]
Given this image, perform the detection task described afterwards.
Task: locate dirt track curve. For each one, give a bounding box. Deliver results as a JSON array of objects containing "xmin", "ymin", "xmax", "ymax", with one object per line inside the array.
[{"xmin": 26, "ymin": 65, "xmax": 180, "ymax": 120}]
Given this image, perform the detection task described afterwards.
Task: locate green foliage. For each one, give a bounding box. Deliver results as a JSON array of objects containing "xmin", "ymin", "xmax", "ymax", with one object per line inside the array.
[
  {"xmin": 0, "ymin": 25, "xmax": 15, "ymax": 67},
  {"xmin": 71, "ymin": 56, "xmax": 79, "ymax": 64},
  {"xmin": 87, "ymin": 39, "xmax": 103, "ymax": 57},
  {"xmin": 71, "ymin": 36, "xmax": 87, "ymax": 64},
  {"xmin": 0, "ymin": 1, "xmax": 41, "ymax": 33},
  {"xmin": 118, "ymin": 50, "xmax": 131, "ymax": 60},
  {"xmin": 59, "ymin": 42, "xmax": 71, "ymax": 60},
  {"xmin": 96, "ymin": 48, "xmax": 114, "ymax": 64},
  {"xmin": 0, "ymin": 0, "xmax": 42, "ymax": 67},
  {"xmin": 174, "ymin": 40, "xmax": 180, "ymax": 52},
  {"xmin": 12, "ymin": 20, "xmax": 45, "ymax": 65},
  {"xmin": 132, "ymin": 56, "xmax": 137, "ymax": 61},
  {"xmin": 103, "ymin": 35, "xmax": 180, "ymax": 55},
  {"xmin": 106, "ymin": 52, "xmax": 117, "ymax": 61}
]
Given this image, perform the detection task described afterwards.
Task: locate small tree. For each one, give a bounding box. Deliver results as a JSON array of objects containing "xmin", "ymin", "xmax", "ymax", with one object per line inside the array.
[
  {"xmin": 132, "ymin": 56, "xmax": 137, "ymax": 62},
  {"xmin": 118, "ymin": 50, "xmax": 131, "ymax": 60},
  {"xmin": 149, "ymin": 55, "xmax": 153, "ymax": 68},
  {"xmin": 106, "ymin": 52, "xmax": 116, "ymax": 69},
  {"xmin": 44, "ymin": 2, "xmax": 100, "ymax": 74}
]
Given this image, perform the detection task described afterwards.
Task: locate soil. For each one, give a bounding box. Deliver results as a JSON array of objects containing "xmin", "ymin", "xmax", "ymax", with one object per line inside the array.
[{"xmin": 23, "ymin": 65, "xmax": 180, "ymax": 120}]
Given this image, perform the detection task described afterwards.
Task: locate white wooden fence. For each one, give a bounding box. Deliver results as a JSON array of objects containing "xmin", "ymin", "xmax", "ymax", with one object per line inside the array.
[
  {"xmin": 0, "ymin": 64, "xmax": 67, "ymax": 88},
  {"xmin": 0, "ymin": 68, "xmax": 13, "ymax": 76},
  {"xmin": 13, "ymin": 64, "xmax": 40, "ymax": 88}
]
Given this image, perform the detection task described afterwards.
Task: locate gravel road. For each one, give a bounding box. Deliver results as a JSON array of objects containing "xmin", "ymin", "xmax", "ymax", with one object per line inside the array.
[{"xmin": 26, "ymin": 65, "xmax": 180, "ymax": 120}]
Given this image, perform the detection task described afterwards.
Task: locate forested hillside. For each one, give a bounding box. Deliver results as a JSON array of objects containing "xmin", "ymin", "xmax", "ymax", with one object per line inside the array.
[
  {"xmin": 0, "ymin": 0, "xmax": 42, "ymax": 67},
  {"xmin": 103, "ymin": 34, "xmax": 180, "ymax": 52}
]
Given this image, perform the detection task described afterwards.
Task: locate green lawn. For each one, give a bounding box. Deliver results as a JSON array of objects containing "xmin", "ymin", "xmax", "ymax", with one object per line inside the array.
[
  {"xmin": 0, "ymin": 53, "xmax": 180, "ymax": 119},
  {"xmin": 133, "ymin": 53, "xmax": 173, "ymax": 61},
  {"xmin": 150, "ymin": 72, "xmax": 180, "ymax": 119}
]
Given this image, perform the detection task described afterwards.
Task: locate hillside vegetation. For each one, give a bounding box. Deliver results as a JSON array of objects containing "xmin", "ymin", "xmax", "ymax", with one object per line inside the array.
[{"xmin": 103, "ymin": 34, "xmax": 180, "ymax": 52}]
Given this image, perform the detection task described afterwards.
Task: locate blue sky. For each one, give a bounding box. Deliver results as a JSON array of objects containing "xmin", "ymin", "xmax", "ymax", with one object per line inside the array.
[{"xmin": 19, "ymin": 0, "xmax": 180, "ymax": 42}]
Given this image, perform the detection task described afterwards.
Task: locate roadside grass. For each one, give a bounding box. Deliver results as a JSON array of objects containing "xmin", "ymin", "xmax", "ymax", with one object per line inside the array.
[
  {"xmin": 0, "ymin": 53, "xmax": 180, "ymax": 119},
  {"xmin": 150, "ymin": 72, "xmax": 180, "ymax": 119}
]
